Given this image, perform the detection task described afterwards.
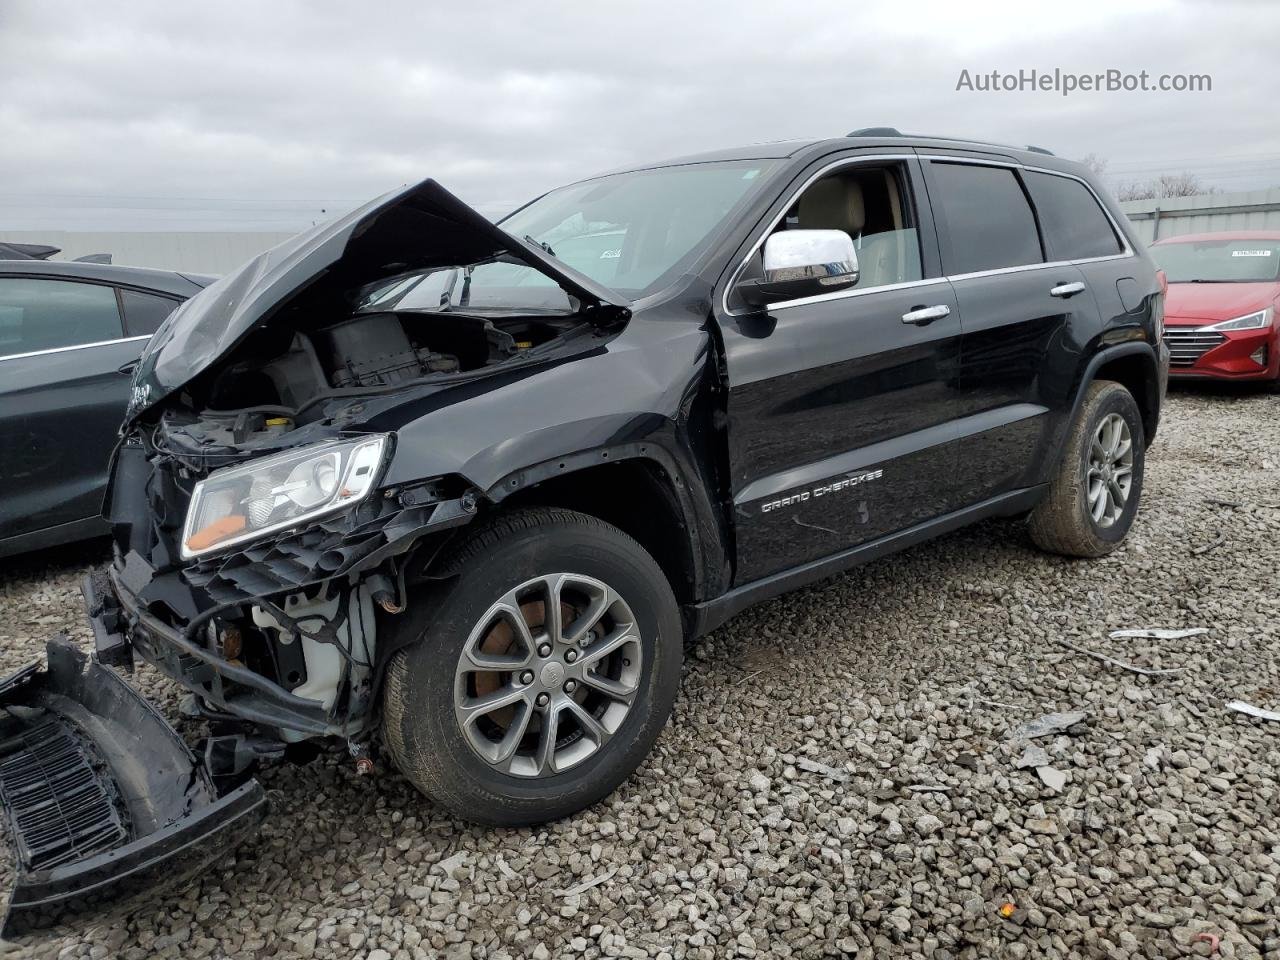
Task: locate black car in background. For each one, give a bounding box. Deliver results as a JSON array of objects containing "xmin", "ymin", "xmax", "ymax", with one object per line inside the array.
[{"xmin": 0, "ymin": 260, "xmax": 213, "ymax": 557}]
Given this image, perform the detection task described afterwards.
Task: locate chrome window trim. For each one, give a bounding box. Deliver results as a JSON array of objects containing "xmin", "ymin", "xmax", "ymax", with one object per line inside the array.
[
  {"xmin": 0, "ymin": 334, "xmax": 149, "ymax": 363},
  {"xmin": 720, "ymin": 151, "xmax": 1135, "ymax": 318},
  {"xmin": 768, "ymin": 277, "xmax": 949, "ymax": 312}
]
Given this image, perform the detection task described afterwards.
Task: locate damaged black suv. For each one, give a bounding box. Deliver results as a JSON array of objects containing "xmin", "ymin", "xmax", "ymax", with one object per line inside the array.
[{"xmin": 0, "ymin": 130, "xmax": 1168, "ymax": 933}]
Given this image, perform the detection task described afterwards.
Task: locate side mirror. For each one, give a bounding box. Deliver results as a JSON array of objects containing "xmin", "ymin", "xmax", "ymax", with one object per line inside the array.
[{"xmin": 738, "ymin": 229, "xmax": 859, "ymax": 307}]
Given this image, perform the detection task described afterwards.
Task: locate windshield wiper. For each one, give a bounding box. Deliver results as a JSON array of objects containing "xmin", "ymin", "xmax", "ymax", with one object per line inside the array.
[{"xmin": 525, "ymin": 235, "xmax": 556, "ymax": 258}]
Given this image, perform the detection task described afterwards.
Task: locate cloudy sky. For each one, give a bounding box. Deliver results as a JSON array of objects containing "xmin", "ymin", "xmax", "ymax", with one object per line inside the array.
[{"xmin": 1, "ymin": 0, "xmax": 1278, "ymax": 230}]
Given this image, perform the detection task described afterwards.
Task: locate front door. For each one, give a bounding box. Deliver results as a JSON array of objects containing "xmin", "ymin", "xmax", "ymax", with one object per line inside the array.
[{"xmin": 716, "ymin": 157, "xmax": 963, "ymax": 583}]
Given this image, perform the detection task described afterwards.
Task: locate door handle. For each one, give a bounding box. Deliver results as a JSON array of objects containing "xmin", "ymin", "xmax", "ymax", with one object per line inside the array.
[
  {"xmin": 901, "ymin": 304, "xmax": 951, "ymax": 326},
  {"xmin": 1050, "ymin": 281, "xmax": 1086, "ymax": 298}
]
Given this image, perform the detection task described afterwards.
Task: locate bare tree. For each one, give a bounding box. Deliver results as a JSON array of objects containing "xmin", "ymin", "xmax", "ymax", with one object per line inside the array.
[
  {"xmin": 1078, "ymin": 153, "xmax": 1108, "ymax": 177},
  {"xmin": 1116, "ymin": 171, "xmax": 1215, "ymax": 202}
]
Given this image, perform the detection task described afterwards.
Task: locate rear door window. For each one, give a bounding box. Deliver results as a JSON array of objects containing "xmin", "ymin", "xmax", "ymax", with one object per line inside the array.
[
  {"xmin": 119, "ymin": 288, "xmax": 181, "ymax": 336},
  {"xmin": 0, "ymin": 277, "xmax": 123, "ymax": 358},
  {"xmin": 1024, "ymin": 171, "xmax": 1123, "ymax": 260},
  {"xmin": 928, "ymin": 162, "xmax": 1043, "ymax": 275}
]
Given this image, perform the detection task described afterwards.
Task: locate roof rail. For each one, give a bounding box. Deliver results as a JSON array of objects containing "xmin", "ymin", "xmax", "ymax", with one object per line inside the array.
[{"xmin": 844, "ymin": 128, "xmax": 1056, "ymax": 157}]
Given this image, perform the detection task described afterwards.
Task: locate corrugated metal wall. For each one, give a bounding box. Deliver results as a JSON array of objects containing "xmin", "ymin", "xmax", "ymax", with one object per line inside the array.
[
  {"xmin": 1118, "ymin": 188, "xmax": 1280, "ymax": 244},
  {"xmin": 0, "ymin": 230, "xmax": 296, "ymax": 275}
]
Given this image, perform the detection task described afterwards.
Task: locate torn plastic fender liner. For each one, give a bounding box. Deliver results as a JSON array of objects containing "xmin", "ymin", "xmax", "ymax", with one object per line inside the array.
[{"xmin": 0, "ymin": 638, "xmax": 267, "ymax": 938}]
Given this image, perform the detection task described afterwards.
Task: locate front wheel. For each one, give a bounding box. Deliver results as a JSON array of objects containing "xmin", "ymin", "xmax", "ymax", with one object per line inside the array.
[
  {"xmin": 383, "ymin": 508, "xmax": 682, "ymax": 825},
  {"xmin": 1028, "ymin": 380, "xmax": 1146, "ymax": 558}
]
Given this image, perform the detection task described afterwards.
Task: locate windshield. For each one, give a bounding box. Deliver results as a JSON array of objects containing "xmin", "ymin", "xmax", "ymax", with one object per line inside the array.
[
  {"xmin": 1151, "ymin": 239, "xmax": 1280, "ymax": 283},
  {"xmin": 360, "ymin": 159, "xmax": 774, "ymax": 311}
]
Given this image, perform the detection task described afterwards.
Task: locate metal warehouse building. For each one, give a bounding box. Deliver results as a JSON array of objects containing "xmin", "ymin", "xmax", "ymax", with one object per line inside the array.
[{"xmin": 1119, "ymin": 188, "xmax": 1280, "ymax": 244}]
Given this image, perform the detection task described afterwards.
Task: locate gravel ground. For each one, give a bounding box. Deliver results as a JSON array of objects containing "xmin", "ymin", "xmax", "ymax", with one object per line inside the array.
[{"xmin": 1, "ymin": 386, "xmax": 1278, "ymax": 960}]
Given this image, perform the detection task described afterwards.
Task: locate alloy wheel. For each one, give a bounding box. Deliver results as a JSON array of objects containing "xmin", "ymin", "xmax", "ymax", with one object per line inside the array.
[
  {"xmin": 1086, "ymin": 412, "xmax": 1134, "ymax": 528},
  {"xmin": 452, "ymin": 573, "xmax": 643, "ymax": 778}
]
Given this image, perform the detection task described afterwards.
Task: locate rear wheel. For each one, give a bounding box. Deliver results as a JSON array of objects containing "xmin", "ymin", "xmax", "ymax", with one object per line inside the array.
[
  {"xmin": 383, "ymin": 508, "xmax": 681, "ymax": 825},
  {"xmin": 1028, "ymin": 380, "xmax": 1146, "ymax": 557}
]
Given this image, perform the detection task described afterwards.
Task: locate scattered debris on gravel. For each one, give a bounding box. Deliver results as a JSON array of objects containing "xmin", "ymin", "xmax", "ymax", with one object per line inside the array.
[
  {"xmin": 1, "ymin": 387, "xmax": 1278, "ymax": 959},
  {"xmin": 1226, "ymin": 700, "xmax": 1280, "ymax": 723}
]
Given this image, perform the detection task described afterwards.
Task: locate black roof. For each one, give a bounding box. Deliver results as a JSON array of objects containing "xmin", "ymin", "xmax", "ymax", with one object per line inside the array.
[
  {"xmin": 609, "ymin": 132, "xmax": 1082, "ymax": 179},
  {"xmin": 0, "ymin": 258, "xmax": 214, "ymax": 297}
]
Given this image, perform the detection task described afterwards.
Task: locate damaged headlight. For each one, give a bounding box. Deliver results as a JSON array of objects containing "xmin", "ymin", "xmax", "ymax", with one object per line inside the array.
[{"xmin": 181, "ymin": 435, "xmax": 389, "ymax": 559}]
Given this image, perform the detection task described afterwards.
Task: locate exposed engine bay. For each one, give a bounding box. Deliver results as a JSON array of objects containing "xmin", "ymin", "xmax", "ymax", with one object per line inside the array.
[
  {"xmin": 217, "ymin": 308, "xmax": 579, "ymax": 417},
  {"xmin": 151, "ymin": 304, "xmax": 594, "ymax": 463}
]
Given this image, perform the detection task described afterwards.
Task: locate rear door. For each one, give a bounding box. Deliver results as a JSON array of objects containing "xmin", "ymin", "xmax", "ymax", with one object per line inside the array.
[
  {"xmin": 1021, "ymin": 167, "xmax": 1138, "ymax": 345},
  {"xmin": 717, "ymin": 155, "xmax": 964, "ymax": 583},
  {"xmin": 921, "ymin": 156, "xmax": 1104, "ymax": 506},
  {"xmin": 0, "ymin": 276, "xmax": 148, "ymax": 544}
]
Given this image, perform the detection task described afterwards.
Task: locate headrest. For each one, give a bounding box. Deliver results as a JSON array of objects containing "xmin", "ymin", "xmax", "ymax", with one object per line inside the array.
[{"xmin": 796, "ymin": 176, "xmax": 866, "ymax": 238}]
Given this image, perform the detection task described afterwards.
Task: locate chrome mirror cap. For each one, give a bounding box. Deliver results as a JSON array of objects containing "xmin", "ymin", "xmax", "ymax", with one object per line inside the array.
[{"xmin": 762, "ymin": 229, "xmax": 859, "ymax": 287}]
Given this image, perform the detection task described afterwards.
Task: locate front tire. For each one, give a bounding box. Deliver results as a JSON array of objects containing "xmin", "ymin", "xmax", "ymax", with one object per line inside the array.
[
  {"xmin": 1028, "ymin": 380, "xmax": 1146, "ymax": 558},
  {"xmin": 383, "ymin": 508, "xmax": 682, "ymax": 825}
]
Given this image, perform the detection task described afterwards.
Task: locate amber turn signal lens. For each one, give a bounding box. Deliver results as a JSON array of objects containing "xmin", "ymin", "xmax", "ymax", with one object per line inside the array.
[{"xmin": 184, "ymin": 514, "xmax": 247, "ymax": 553}]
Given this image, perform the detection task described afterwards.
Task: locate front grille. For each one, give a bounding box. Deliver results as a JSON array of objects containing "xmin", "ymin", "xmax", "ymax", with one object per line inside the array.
[
  {"xmin": 1163, "ymin": 328, "xmax": 1226, "ymax": 367},
  {"xmin": 0, "ymin": 719, "xmax": 127, "ymax": 871}
]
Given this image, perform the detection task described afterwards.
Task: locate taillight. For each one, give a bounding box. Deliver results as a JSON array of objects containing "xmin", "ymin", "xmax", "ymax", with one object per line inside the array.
[{"xmin": 1153, "ymin": 270, "xmax": 1166, "ymax": 341}]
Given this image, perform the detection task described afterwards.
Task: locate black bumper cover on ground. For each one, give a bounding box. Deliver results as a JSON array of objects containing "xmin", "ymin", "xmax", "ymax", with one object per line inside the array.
[{"xmin": 0, "ymin": 638, "xmax": 267, "ymax": 938}]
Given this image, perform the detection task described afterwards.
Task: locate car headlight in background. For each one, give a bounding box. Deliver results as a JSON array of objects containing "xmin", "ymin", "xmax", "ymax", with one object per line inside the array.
[
  {"xmin": 181, "ymin": 435, "xmax": 389, "ymax": 559},
  {"xmin": 1203, "ymin": 307, "xmax": 1273, "ymax": 332}
]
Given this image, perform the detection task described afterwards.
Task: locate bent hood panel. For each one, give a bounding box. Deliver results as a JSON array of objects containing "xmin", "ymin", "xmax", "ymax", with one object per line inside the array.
[{"xmin": 128, "ymin": 179, "xmax": 629, "ymax": 419}]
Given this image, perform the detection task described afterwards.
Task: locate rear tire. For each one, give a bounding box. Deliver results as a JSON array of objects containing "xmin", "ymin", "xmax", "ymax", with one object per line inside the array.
[
  {"xmin": 1028, "ymin": 380, "xmax": 1146, "ymax": 558},
  {"xmin": 383, "ymin": 508, "xmax": 682, "ymax": 825}
]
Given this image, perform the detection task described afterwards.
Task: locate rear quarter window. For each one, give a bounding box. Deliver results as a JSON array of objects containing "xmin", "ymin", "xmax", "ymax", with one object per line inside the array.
[
  {"xmin": 1024, "ymin": 171, "xmax": 1124, "ymax": 261},
  {"xmin": 120, "ymin": 288, "xmax": 181, "ymax": 336},
  {"xmin": 929, "ymin": 162, "xmax": 1043, "ymax": 275}
]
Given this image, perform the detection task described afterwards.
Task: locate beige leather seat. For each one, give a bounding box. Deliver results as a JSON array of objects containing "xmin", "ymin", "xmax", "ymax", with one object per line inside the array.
[{"xmin": 796, "ymin": 176, "xmax": 866, "ymax": 240}]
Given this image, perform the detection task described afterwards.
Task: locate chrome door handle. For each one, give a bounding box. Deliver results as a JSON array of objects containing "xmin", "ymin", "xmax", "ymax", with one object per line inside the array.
[
  {"xmin": 901, "ymin": 304, "xmax": 951, "ymax": 326},
  {"xmin": 1050, "ymin": 281, "xmax": 1086, "ymax": 298}
]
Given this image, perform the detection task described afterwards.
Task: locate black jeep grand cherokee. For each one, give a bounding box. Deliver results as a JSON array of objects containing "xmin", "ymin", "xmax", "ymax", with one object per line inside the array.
[{"xmin": 0, "ymin": 130, "xmax": 1168, "ymax": 933}]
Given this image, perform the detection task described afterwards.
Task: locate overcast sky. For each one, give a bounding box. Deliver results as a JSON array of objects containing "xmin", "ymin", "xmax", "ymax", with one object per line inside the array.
[{"xmin": 2, "ymin": 0, "xmax": 1278, "ymax": 230}]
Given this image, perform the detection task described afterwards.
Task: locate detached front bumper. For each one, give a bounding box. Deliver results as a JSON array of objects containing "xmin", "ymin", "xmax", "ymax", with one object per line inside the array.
[{"xmin": 0, "ymin": 638, "xmax": 266, "ymax": 938}]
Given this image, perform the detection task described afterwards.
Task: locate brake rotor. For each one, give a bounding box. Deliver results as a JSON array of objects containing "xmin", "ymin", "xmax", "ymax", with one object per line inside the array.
[{"xmin": 472, "ymin": 599, "xmax": 575, "ymax": 730}]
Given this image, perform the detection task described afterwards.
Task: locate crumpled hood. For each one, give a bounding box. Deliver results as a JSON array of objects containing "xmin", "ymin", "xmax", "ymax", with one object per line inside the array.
[
  {"xmin": 127, "ymin": 178, "xmax": 630, "ymax": 420},
  {"xmin": 1163, "ymin": 281, "xmax": 1279, "ymax": 324}
]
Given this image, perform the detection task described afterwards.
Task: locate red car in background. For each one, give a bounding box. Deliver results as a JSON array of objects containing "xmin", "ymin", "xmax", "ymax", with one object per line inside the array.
[{"xmin": 1149, "ymin": 231, "xmax": 1280, "ymax": 386}]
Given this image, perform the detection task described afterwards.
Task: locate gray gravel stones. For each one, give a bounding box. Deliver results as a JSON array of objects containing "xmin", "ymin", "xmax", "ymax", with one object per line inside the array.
[{"xmin": 2, "ymin": 387, "xmax": 1279, "ymax": 959}]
